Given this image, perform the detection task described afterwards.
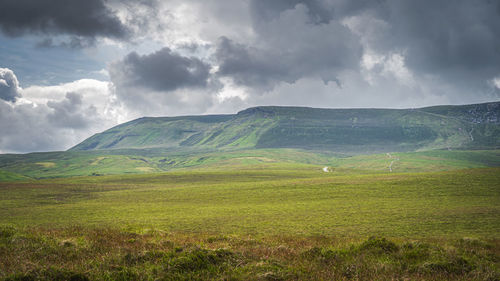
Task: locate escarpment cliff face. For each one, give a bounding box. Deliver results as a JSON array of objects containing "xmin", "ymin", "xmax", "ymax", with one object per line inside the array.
[{"xmin": 71, "ymin": 102, "xmax": 500, "ymax": 153}]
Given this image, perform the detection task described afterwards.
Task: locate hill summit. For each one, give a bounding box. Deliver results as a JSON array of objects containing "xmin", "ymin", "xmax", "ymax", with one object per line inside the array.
[{"xmin": 71, "ymin": 102, "xmax": 500, "ymax": 153}]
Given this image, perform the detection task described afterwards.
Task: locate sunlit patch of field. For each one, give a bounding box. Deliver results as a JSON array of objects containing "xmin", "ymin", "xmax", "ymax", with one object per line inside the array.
[
  {"xmin": 35, "ymin": 162, "xmax": 56, "ymax": 168},
  {"xmin": 135, "ymin": 167, "xmax": 156, "ymax": 172},
  {"xmin": 89, "ymin": 156, "xmax": 107, "ymax": 166}
]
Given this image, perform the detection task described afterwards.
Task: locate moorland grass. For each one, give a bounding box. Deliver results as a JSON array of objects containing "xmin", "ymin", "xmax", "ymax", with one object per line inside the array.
[{"xmin": 0, "ymin": 226, "xmax": 498, "ymax": 280}]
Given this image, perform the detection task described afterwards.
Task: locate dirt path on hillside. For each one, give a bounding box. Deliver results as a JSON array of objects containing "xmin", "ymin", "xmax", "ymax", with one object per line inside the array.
[
  {"xmin": 468, "ymin": 127, "xmax": 474, "ymax": 141},
  {"xmin": 386, "ymin": 153, "xmax": 400, "ymax": 172}
]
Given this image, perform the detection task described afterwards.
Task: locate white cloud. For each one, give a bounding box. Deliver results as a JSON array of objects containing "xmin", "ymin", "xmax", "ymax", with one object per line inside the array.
[
  {"xmin": 361, "ymin": 52, "xmax": 415, "ymax": 87},
  {"xmin": 0, "ymin": 68, "xmax": 21, "ymax": 102},
  {"xmin": 215, "ymin": 77, "xmax": 248, "ymax": 102},
  {"xmin": 23, "ymin": 79, "xmax": 109, "ymax": 106},
  {"xmin": 0, "ymin": 70, "xmax": 126, "ymax": 153},
  {"xmin": 492, "ymin": 77, "xmax": 500, "ymax": 89}
]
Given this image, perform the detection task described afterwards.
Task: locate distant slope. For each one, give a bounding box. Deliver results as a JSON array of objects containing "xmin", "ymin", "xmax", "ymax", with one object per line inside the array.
[
  {"xmin": 419, "ymin": 101, "xmax": 499, "ymax": 123},
  {"xmin": 71, "ymin": 115, "xmax": 233, "ymax": 150},
  {"xmin": 419, "ymin": 102, "xmax": 500, "ymax": 149},
  {"xmin": 0, "ymin": 148, "xmax": 499, "ymax": 180},
  {"xmin": 71, "ymin": 102, "xmax": 500, "ymax": 153}
]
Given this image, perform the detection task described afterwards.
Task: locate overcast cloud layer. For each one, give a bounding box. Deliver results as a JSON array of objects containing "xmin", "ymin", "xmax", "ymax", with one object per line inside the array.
[{"xmin": 0, "ymin": 0, "xmax": 499, "ymax": 153}]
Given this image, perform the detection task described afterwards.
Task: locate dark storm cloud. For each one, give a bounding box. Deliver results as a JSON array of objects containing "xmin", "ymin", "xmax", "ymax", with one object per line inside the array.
[
  {"xmin": 0, "ymin": 0, "xmax": 128, "ymax": 39},
  {"xmin": 108, "ymin": 47, "xmax": 216, "ymax": 117},
  {"xmin": 0, "ymin": 68, "xmax": 21, "ymax": 102},
  {"xmin": 109, "ymin": 47, "xmax": 211, "ymax": 92},
  {"xmin": 215, "ymin": 0, "xmax": 500, "ymax": 97},
  {"xmin": 249, "ymin": 0, "xmax": 334, "ymax": 25},
  {"xmin": 215, "ymin": 37, "xmax": 290, "ymax": 88},
  {"xmin": 249, "ymin": 0, "xmax": 386, "ymax": 26},
  {"xmin": 355, "ymin": 0, "xmax": 500, "ymax": 75},
  {"xmin": 35, "ymin": 37, "xmax": 97, "ymax": 49},
  {"xmin": 215, "ymin": 2, "xmax": 362, "ymax": 90},
  {"xmin": 340, "ymin": 0, "xmax": 500, "ymax": 98}
]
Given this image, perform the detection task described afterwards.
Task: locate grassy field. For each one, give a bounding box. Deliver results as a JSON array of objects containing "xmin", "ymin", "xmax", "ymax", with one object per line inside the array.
[
  {"xmin": 1, "ymin": 166, "xmax": 499, "ymax": 237},
  {"xmin": 1, "ymin": 164, "xmax": 499, "ymax": 280}
]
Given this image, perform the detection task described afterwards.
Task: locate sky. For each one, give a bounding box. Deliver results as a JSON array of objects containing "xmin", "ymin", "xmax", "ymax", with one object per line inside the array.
[{"xmin": 0, "ymin": 0, "xmax": 499, "ymax": 153}]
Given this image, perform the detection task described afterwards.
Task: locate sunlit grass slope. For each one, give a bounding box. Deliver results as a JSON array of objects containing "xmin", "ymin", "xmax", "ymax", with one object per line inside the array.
[{"xmin": 70, "ymin": 102, "xmax": 500, "ymax": 153}]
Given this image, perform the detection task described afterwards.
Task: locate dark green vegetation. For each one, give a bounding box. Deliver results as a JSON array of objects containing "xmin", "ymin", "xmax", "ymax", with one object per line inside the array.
[
  {"xmin": 0, "ymin": 168, "xmax": 499, "ymax": 280},
  {"xmin": 71, "ymin": 101, "xmax": 500, "ymax": 152}
]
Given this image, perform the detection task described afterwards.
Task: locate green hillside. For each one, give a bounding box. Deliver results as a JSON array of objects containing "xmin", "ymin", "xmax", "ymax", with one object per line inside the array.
[
  {"xmin": 70, "ymin": 115, "xmax": 233, "ymax": 150},
  {"xmin": 420, "ymin": 102, "xmax": 500, "ymax": 149},
  {"xmin": 71, "ymin": 102, "xmax": 500, "ymax": 153},
  {"xmin": 0, "ymin": 148, "xmax": 499, "ymax": 179}
]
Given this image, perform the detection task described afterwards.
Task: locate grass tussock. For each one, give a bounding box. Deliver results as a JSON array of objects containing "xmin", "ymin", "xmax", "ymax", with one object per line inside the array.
[{"xmin": 0, "ymin": 227, "xmax": 498, "ymax": 281}]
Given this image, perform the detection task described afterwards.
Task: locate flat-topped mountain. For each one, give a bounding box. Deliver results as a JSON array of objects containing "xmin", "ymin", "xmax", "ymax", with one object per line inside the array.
[{"xmin": 71, "ymin": 102, "xmax": 500, "ymax": 153}]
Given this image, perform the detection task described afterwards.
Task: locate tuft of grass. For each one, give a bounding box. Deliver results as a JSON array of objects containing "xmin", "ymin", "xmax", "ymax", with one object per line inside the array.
[
  {"xmin": 357, "ymin": 236, "xmax": 399, "ymax": 254},
  {"xmin": 0, "ymin": 226, "xmax": 16, "ymax": 240},
  {"xmin": 422, "ymin": 256, "xmax": 475, "ymax": 275}
]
